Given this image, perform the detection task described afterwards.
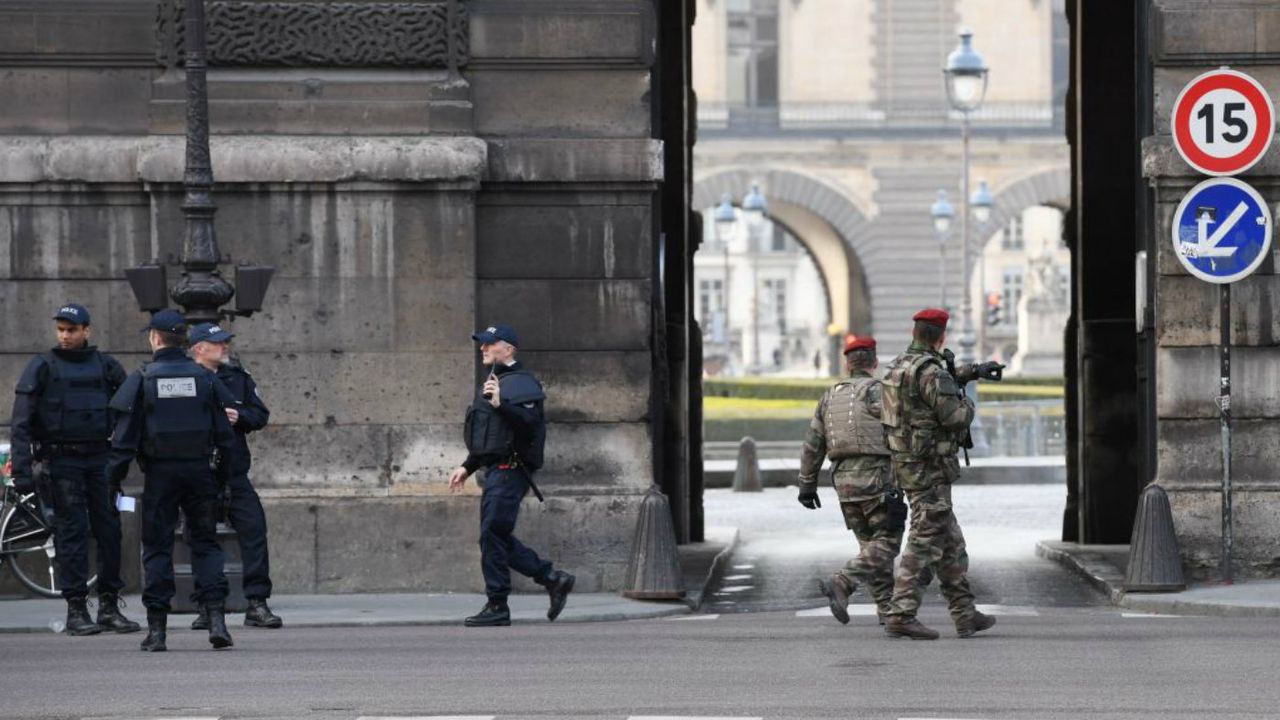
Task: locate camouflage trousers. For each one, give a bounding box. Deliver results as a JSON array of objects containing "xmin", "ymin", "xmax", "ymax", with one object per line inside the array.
[
  {"xmin": 833, "ymin": 492, "xmax": 907, "ymax": 616},
  {"xmin": 886, "ymin": 482, "xmax": 977, "ymax": 624}
]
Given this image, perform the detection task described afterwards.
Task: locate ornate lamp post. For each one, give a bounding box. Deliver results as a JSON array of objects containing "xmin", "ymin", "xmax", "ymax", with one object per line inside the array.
[
  {"xmin": 126, "ymin": 0, "xmax": 274, "ymax": 323},
  {"xmin": 714, "ymin": 193, "xmax": 737, "ymax": 366},
  {"xmin": 943, "ymin": 29, "xmax": 989, "ymax": 365},
  {"xmin": 740, "ymin": 184, "xmax": 768, "ymax": 373},
  {"xmin": 970, "ymin": 179, "xmax": 994, "ymax": 356},
  {"xmin": 931, "ymin": 190, "xmax": 955, "ymax": 309}
]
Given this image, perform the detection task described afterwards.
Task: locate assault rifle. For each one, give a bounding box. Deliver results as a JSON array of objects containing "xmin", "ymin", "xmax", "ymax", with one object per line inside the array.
[{"xmin": 942, "ymin": 349, "xmax": 1005, "ymax": 466}]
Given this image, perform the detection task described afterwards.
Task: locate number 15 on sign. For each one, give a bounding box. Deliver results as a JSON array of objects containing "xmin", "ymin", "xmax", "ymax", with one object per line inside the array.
[{"xmin": 1172, "ymin": 68, "xmax": 1275, "ymax": 176}]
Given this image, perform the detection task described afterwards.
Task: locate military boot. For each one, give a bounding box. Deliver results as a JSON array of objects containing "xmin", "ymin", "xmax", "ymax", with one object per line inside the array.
[
  {"xmin": 956, "ymin": 610, "xmax": 997, "ymax": 638},
  {"xmin": 205, "ymin": 604, "xmax": 234, "ymax": 649},
  {"xmin": 884, "ymin": 617, "xmax": 940, "ymax": 640},
  {"xmin": 544, "ymin": 570, "xmax": 576, "ymax": 622},
  {"xmin": 817, "ymin": 575, "xmax": 852, "ymax": 625},
  {"xmin": 244, "ymin": 598, "xmax": 283, "ymax": 628},
  {"xmin": 464, "ymin": 600, "xmax": 511, "ymax": 627},
  {"xmin": 190, "ymin": 606, "xmax": 210, "ymax": 630},
  {"xmin": 64, "ymin": 597, "xmax": 103, "ymax": 636},
  {"xmin": 96, "ymin": 593, "xmax": 141, "ymax": 633},
  {"xmin": 139, "ymin": 609, "xmax": 167, "ymax": 652}
]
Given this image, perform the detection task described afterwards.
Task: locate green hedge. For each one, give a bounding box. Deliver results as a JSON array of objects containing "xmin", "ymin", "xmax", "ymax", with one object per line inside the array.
[{"xmin": 704, "ymin": 375, "xmax": 1064, "ymax": 402}]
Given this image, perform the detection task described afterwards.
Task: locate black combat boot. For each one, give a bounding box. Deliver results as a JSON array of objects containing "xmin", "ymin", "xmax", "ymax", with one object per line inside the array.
[
  {"xmin": 205, "ymin": 604, "xmax": 234, "ymax": 649},
  {"xmin": 884, "ymin": 617, "xmax": 941, "ymax": 640},
  {"xmin": 544, "ymin": 570, "xmax": 576, "ymax": 622},
  {"xmin": 244, "ymin": 598, "xmax": 283, "ymax": 628},
  {"xmin": 956, "ymin": 610, "xmax": 997, "ymax": 638},
  {"xmin": 96, "ymin": 593, "xmax": 141, "ymax": 633},
  {"xmin": 817, "ymin": 575, "xmax": 852, "ymax": 625},
  {"xmin": 139, "ymin": 609, "xmax": 167, "ymax": 652},
  {"xmin": 464, "ymin": 600, "xmax": 511, "ymax": 627},
  {"xmin": 190, "ymin": 605, "xmax": 210, "ymax": 630},
  {"xmin": 64, "ymin": 597, "xmax": 103, "ymax": 636}
]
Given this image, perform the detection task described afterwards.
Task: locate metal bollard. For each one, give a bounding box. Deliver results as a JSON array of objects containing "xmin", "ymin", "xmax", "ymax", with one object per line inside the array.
[
  {"xmin": 732, "ymin": 436, "xmax": 762, "ymax": 493},
  {"xmin": 1124, "ymin": 484, "xmax": 1186, "ymax": 592},
  {"xmin": 621, "ymin": 484, "xmax": 686, "ymax": 600}
]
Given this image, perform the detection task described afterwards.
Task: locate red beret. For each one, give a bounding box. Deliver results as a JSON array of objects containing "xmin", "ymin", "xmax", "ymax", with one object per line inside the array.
[
  {"xmin": 843, "ymin": 335, "xmax": 876, "ymax": 354},
  {"xmin": 912, "ymin": 308, "xmax": 950, "ymax": 328}
]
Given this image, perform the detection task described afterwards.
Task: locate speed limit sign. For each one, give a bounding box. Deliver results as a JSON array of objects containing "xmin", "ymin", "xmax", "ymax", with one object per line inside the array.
[{"xmin": 1172, "ymin": 68, "xmax": 1275, "ymax": 176}]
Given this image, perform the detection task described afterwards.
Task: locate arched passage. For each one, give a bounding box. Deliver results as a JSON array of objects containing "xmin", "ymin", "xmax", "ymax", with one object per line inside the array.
[{"xmin": 693, "ymin": 169, "xmax": 874, "ymax": 337}]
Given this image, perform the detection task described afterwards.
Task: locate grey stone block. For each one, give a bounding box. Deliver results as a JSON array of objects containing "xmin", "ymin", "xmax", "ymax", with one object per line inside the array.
[
  {"xmin": 470, "ymin": 3, "xmax": 651, "ymax": 63},
  {"xmin": 1230, "ymin": 274, "xmax": 1280, "ymax": 346},
  {"xmin": 518, "ymin": 351, "xmax": 651, "ymax": 423},
  {"xmin": 1232, "ymin": 347, "xmax": 1280, "ymax": 419},
  {"xmin": 477, "ymin": 203, "xmax": 652, "ymax": 279},
  {"xmin": 476, "ymin": 279, "xmax": 651, "ymax": 351},
  {"xmin": 0, "ymin": 281, "xmax": 115, "ymax": 353},
  {"xmin": 387, "ymin": 423, "xmax": 473, "ymax": 487},
  {"xmin": 1155, "ymin": 346, "xmax": 1218, "ymax": 419},
  {"xmin": 1154, "ymin": 275, "xmax": 1217, "ymax": 347},
  {"xmin": 471, "ymin": 70, "xmax": 651, "ymax": 138},
  {"xmin": 1165, "ymin": 487, "xmax": 1280, "ymax": 581},
  {"xmin": 66, "ymin": 69, "xmax": 152, "ymax": 135},
  {"xmin": 536, "ymin": 421, "xmax": 652, "ymax": 491},
  {"xmin": 248, "ymin": 425, "xmax": 393, "ymax": 490},
  {"xmin": 1232, "ymin": 419, "xmax": 1280, "ymax": 486},
  {"xmin": 314, "ymin": 351, "xmax": 472, "ymax": 426},
  {"xmin": 1155, "ymin": 418, "xmax": 1220, "ymax": 486},
  {"xmin": 0, "ymin": 196, "xmax": 151, "ymax": 280},
  {"xmin": 259, "ymin": 499, "xmax": 320, "ymax": 594},
  {"xmin": 484, "ymin": 139, "xmax": 663, "ymax": 183},
  {"xmin": 0, "ymin": 69, "xmax": 71, "ymax": 134}
]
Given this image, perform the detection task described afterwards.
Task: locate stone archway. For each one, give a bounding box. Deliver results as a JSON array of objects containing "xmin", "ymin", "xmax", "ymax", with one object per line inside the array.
[
  {"xmin": 978, "ymin": 166, "xmax": 1072, "ymax": 258},
  {"xmin": 693, "ymin": 168, "xmax": 874, "ymax": 337}
]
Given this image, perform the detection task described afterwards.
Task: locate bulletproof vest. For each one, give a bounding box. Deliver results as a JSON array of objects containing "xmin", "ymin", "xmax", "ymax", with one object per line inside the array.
[
  {"xmin": 36, "ymin": 351, "xmax": 112, "ymax": 442},
  {"xmin": 463, "ymin": 369, "xmax": 547, "ymax": 470},
  {"xmin": 823, "ymin": 376, "xmax": 889, "ymax": 460},
  {"xmin": 141, "ymin": 359, "xmax": 216, "ymax": 460},
  {"xmin": 880, "ymin": 350, "xmax": 957, "ymax": 459}
]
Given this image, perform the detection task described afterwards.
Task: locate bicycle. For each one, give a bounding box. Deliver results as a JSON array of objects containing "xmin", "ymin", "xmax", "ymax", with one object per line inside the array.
[{"xmin": 1, "ymin": 447, "xmax": 97, "ymax": 598}]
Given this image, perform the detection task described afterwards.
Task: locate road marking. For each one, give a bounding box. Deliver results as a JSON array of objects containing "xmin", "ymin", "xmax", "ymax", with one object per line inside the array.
[
  {"xmin": 1121, "ymin": 612, "xmax": 1182, "ymax": 618},
  {"xmin": 976, "ymin": 604, "xmax": 1041, "ymax": 617},
  {"xmin": 357, "ymin": 717, "xmax": 496, "ymax": 720},
  {"xmin": 715, "ymin": 585, "xmax": 754, "ymax": 593},
  {"xmin": 796, "ymin": 605, "xmax": 878, "ymax": 617},
  {"xmin": 666, "ymin": 614, "xmax": 720, "ymax": 621},
  {"xmin": 630, "ymin": 717, "xmax": 763, "ymax": 720}
]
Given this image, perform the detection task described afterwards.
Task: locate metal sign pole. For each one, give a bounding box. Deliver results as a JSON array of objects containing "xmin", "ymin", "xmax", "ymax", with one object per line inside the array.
[{"xmin": 1219, "ymin": 282, "xmax": 1232, "ymax": 584}]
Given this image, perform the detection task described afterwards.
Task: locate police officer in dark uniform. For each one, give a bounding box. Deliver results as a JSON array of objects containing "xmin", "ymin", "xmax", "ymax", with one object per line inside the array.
[
  {"xmin": 105, "ymin": 309, "xmax": 237, "ymax": 652},
  {"xmin": 8, "ymin": 303, "xmax": 140, "ymax": 635},
  {"xmin": 448, "ymin": 324, "xmax": 575, "ymax": 627},
  {"xmin": 187, "ymin": 322, "xmax": 282, "ymax": 630}
]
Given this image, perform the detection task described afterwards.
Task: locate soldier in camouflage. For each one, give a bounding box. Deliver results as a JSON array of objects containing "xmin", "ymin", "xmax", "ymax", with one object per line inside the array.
[
  {"xmin": 797, "ymin": 335, "xmax": 907, "ymax": 625},
  {"xmin": 879, "ymin": 308, "xmax": 1004, "ymax": 640}
]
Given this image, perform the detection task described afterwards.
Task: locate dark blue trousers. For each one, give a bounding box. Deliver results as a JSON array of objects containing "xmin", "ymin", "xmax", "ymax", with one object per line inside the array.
[
  {"xmin": 480, "ymin": 468, "xmax": 553, "ymax": 601},
  {"xmin": 192, "ymin": 471, "xmax": 272, "ymax": 600},
  {"xmin": 140, "ymin": 459, "xmax": 228, "ymax": 612},
  {"xmin": 49, "ymin": 454, "xmax": 124, "ymax": 599}
]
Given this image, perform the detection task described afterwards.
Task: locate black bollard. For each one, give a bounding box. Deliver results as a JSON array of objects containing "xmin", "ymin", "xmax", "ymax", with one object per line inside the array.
[
  {"xmin": 621, "ymin": 485, "xmax": 686, "ymax": 599},
  {"xmin": 1124, "ymin": 483, "xmax": 1186, "ymax": 593}
]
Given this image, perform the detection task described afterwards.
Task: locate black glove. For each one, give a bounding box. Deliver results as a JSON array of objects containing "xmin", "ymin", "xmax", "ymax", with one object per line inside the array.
[
  {"xmin": 13, "ymin": 474, "xmax": 36, "ymax": 495},
  {"xmin": 797, "ymin": 485, "xmax": 821, "ymax": 509},
  {"xmin": 975, "ymin": 361, "xmax": 1006, "ymax": 381}
]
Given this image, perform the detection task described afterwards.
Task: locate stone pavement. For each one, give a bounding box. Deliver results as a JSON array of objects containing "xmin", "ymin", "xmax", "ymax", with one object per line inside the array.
[
  {"xmin": 0, "ymin": 528, "xmax": 738, "ymax": 634},
  {"xmin": 1037, "ymin": 540, "xmax": 1280, "ymax": 618}
]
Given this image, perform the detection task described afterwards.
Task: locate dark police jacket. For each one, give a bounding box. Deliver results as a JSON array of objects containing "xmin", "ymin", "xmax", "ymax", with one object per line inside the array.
[
  {"xmin": 461, "ymin": 361, "xmax": 546, "ymax": 475},
  {"xmin": 216, "ymin": 360, "xmax": 270, "ymax": 476},
  {"xmin": 8, "ymin": 345, "xmax": 127, "ymax": 480},
  {"xmin": 104, "ymin": 347, "xmax": 237, "ymax": 486}
]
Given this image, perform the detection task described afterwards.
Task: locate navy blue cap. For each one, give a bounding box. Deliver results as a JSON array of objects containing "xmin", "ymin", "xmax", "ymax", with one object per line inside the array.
[
  {"xmin": 188, "ymin": 322, "xmax": 234, "ymax": 345},
  {"xmin": 53, "ymin": 303, "xmax": 90, "ymax": 326},
  {"xmin": 472, "ymin": 324, "xmax": 519, "ymax": 347},
  {"xmin": 144, "ymin": 309, "xmax": 187, "ymax": 334}
]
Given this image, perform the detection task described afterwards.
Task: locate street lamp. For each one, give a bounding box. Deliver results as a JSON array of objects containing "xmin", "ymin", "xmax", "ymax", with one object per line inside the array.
[
  {"xmin": 943, "ymin": 28, "xmax": 989, "ymax": 365},
  {"xmin": 970, "ymin": 179, "xmax": 994, "ymax": 357},
  {"xmin": 931, "ymin": 190, "xmax": 954, "ymax": 309},
  {"xmin": 714, "ymin": 193, "xmax": 737, "ymax": 365},
  {"xmin": 740, "ymin": 183, "xmax": 768, "ymax": 373}
]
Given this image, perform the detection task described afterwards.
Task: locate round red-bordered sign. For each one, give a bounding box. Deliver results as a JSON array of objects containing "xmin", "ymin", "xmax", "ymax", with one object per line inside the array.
[{"xmin": 1172, "ymin": 68, "xmax": 1275, "ymax": 176}]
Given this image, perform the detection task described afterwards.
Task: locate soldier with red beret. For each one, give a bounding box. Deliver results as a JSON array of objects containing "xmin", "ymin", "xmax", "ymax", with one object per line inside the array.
[
  {"xmin": 797, "ymin": 333, "xmax": 907, "ymax": 626},
  {"xmin": 878, "ymin": 308, "xmax": 1004, "ymax": 640}
]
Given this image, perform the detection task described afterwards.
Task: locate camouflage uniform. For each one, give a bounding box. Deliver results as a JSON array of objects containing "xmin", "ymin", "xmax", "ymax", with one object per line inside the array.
[
  {"xmin": 798, "ymin": 369, "xmax": 906, "ymax": 616},
  {"xmin": 880, "ymin": 341, "xmax": 981, "ymax": 627}
]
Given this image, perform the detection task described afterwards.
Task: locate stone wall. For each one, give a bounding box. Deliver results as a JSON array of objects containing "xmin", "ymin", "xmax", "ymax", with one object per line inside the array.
[
  {"xmin": 0, "ymin": 0, "xmax": 666, "ymax": 595},
  {"xmin": 1145, "ymin": 0, "xmax": 1280, "ymax": 579}
]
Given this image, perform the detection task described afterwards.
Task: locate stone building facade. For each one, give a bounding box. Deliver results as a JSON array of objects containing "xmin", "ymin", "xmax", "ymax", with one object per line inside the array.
[{"xmin": 0, "ymin": 0, "xmax": 695, "ymax": 594}]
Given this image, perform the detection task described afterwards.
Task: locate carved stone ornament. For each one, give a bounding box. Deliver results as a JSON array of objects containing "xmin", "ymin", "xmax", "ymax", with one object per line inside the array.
[{"xmin": 157, "ymin": 0, "xmax": 469, "ymax": 69}]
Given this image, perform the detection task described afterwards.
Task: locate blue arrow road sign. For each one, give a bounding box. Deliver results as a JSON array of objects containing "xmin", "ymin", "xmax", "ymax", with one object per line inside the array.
[{"xmin": 1172, "ymin": 177, "xmax": 1272, "ymax": 284}]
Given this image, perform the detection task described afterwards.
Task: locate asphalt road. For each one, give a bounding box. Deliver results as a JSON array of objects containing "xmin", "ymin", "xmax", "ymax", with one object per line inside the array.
[{"xmin": 3, "ymin": 485, "xmax": 1278, "ymax": 720}]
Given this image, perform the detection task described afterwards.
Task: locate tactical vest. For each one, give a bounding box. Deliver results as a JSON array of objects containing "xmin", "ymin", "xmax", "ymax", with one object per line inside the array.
[
  {"xmin": 880, "ymin": 350, "xmax": 958, "ymax": 460},
  {"xmin": 823, "ymin": 376, "xmax": 888, "ymax": 460},
  {"xmin": 36, "ymin": 351, "xmax": 112, "ymax": 442},
  {"xmin": 141, "ymin": 360, "xmax": 216, "ymax": 460},
  {"xmin": 463, "ymin": 369, "xmax": 546, "ymax": 470}
]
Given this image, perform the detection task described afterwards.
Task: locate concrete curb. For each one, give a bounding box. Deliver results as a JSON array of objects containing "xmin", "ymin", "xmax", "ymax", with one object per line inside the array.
[
  {"xmin": 690, "ymin": 527, "xmax": 740, "ymax": 611},
  {"xmin": 1036, "ymin": 540, "xmax": 1280, "ymax": 618}
]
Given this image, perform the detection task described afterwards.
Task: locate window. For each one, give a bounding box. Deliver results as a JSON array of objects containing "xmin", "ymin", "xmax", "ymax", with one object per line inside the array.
[
  {"xmin": 763, "ymin": 278, "xmax": 787, "ymax": 333},
  {"xmin": 1002, "ymin": 215, "xmax": 1025, "ymax": 251},
  {"xmin": 1001, "ymin": 268, "xmax": 1024, "ymax": 324},
  {"xmin": 770, "ymin": 224, "xmax": 787, "ymax": 252},
  {"xmin": 726, "ymin": 0, "xmax": 779, "ymax": 111},
  {"xmin": 698, "ymin": 279, "xmax": 724, "ymax": 321}
]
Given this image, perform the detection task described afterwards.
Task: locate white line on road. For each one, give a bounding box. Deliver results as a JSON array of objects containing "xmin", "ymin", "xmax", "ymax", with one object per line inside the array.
[
  {"xmin": 630, "ymin": 717, "xmax": 764, "ymax": 720},
  {"xmin": 796, "ymin": 605, "xmax": 879, "ymax": 617},
  {"xmin": 356, "ymin": 716, "xmax": 496, "ymax": 720},
  {"xmin": 1121, "ymin": 612, "xmax": 1182, "ymax": 618},
  {"xmin": 666, "ymin": 614, "xmax": 720, "ymax": 621},
  {"xmin": 976, "ymin": 604, "xmax": 1041, "ymax": 617}
]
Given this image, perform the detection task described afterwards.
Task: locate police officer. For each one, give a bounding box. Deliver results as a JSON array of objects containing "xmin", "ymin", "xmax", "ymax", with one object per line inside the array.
[
  {"xmin": 8, "ymin": 303, "xmax": 140, "ymax": 635},
  {"xmin": 447, "ymin": 324, "xmax": 575, "ymax": 627},
  {"xmin": 797, "ymin": 335, "xmax": 907, "ymax": 626},
  {"xmin": 187, "ymin": 322, "xmax": 282, "ymax": 630},
  {"xmin": 105, "ymin": 309, "xmax": 237, "ymax": 651},
  {"xmin": 879, "ymin": 308, "xmax": 1003, "ymax": 640}
]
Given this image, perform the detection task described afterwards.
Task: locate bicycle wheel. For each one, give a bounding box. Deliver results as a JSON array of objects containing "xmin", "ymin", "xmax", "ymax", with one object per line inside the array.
[{"xmin": 0, "ymin": 492, "xmax": 97, "ymax": 598}]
